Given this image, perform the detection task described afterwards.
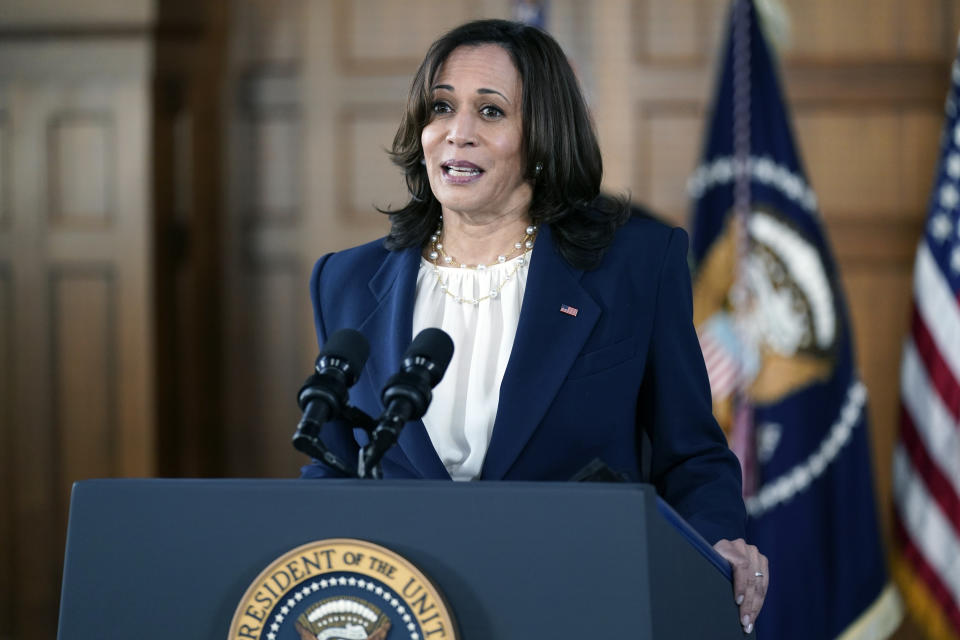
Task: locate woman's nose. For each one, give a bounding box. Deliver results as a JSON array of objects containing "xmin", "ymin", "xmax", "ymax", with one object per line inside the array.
[{"xmin": 446, "ymin": 112, "xmax": 477, "ymax": 146}]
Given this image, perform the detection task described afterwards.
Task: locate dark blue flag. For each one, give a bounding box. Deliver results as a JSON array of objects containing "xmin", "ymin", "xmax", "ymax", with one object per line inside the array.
[{"xmin": 688, "ymin": 1, "xmax": 903, "ymax": 637}]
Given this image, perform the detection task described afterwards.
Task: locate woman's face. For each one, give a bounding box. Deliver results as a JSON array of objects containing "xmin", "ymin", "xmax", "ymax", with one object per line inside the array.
[{"xmin": 421, "ymin": 44, "xmax": 531, "ymax": 221}]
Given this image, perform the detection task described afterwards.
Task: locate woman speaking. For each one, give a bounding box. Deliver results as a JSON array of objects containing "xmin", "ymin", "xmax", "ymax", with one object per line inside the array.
[{"xmin": 301, "ymin": 19, "xmax": 767, "ymax": 632}]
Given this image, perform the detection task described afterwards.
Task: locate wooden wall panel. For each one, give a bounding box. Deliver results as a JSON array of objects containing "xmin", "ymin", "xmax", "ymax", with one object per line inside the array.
[
  {"xmin": 783, "ymin": 0, "xmax": 953, "ymax": 61},
  {"xmin": 51, "ymin": 268, "xmax": 116, "ymax": 517},
  {"xmin": 338, "ymin": 106, "xmax": 408, "ymax": 225},
  {"xmin": 48, "ymin": 113, "xmax": 114, "ymax": 228},
  {"xmin": 636, "ymin": 104, "xmax": 705, "ymax": 226},
  {"xmin": 0, "ymin": 0, "xmax": 153, "ymax": 27},
  {"xmin": 592, "ymin": 1, "xmax": 638, "ymax": 195},
  {"xmin": 954, "ymin": 5, "xmax": 960, "ymax": 46},
  {"xmin": 225, "ymin": 18, "xmax": 311, "ymax": 477},
  {"xmin": 231, "ymin": 67, "xmax": 302, "ymax": 230},
  {"xmin": 795, "ymin": 111, "xmax": 904, "ymax": 217},
  {"xmin": 231, "ymin": 0, "xmax": 304, "ymax": 64},
  {"xmin": 897, "ymin": 1, "xmax": 955, "ymax": 59},
  {"xmin": 793, "ymin": 106, "xmax": 941, "ymax": 266},
  {"xmin": 10, "ymin": 254, "xmax": 58, "ymax": 640},
  {"xmin": 633, "ymin": 0, "xmax": 959, "ymax": 65},
  {"xmin": 109, "ymin": 83, "xmax": 154, "ymax": 479},
  {"xmin": 901, "ymin": 109, "xmax": 945, "ymax": 211},
  {"xmin": 842, "ymin": 266, "xmax": 914, "ymax": 550},
  {"xmin": 789, "ymin": 0, "xmax": 898, "ymax": 60},
  {"xmin": 335, "ymin": 0, "xmax": 475, "ymax": 73},
  {"xmin": 228, "ymin": 262, "xmax": 304, "ymax": 477},
  {"xmin": 250, "ymin": 111, "xmax": 300, "ymax": 222},
  {"xmin": 634, "ymin": 0, "xmax": 726, "ymax": 62},
  {"xmin": 640, "ymin": 0, "xmax": 701, "ymax": 60},
  {"xmin": 4, "ymin": 84, "xmax": 56, "ymax": 640}
]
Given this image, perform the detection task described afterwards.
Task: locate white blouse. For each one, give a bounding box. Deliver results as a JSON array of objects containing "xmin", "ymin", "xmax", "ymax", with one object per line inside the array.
[{"xmin": 411, "ymin": 253, "xmax": 530, "ymax": 481}]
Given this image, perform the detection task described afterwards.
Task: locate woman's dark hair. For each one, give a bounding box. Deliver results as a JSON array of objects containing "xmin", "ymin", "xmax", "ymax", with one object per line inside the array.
[{"xmin": 382, "ymin": 19, "xmax": 629, "ymax": 270}]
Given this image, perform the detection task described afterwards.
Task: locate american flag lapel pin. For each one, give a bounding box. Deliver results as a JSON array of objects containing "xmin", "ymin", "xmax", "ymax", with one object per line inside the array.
[{"xmin": 560, "ymin": 304, "xmax": 579, "ymax": 317}]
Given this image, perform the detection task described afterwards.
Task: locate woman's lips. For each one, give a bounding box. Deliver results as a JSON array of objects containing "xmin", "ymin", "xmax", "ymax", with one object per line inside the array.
[{"xmin": 441, "ymin": 161, "xmax": 484, "ymax": 184}]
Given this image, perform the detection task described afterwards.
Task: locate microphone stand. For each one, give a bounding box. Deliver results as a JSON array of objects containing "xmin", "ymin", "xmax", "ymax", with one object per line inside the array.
[
  {"xmin": 292, "ymin": 405, "xmax": 387, "ymax": 478},
  {"xmin": 357, "ymin": 413, "xmax": 405, "ymax": 479},
  {"xmin": 291, "ymin": 375, "xmax": 394, "ymax": 478},
  {"xmin": 293, "ymin": 328, "xmax": 453, "ymax": 479}
]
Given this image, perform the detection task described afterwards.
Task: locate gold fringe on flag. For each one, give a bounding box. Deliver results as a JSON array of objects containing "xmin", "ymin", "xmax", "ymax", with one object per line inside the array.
[
  {"xmin": 836, "ymin": 582, "xmax": 903, "ymax": 640},
  {"xmin": 891, "ymin": 551, "xmax": 960, "ymax": 640}
]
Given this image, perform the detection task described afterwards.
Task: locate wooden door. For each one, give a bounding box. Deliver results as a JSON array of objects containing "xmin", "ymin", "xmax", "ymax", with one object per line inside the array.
[{"xmin": 0, "ymin": 4, "xmax": 155, "ymax": 635}]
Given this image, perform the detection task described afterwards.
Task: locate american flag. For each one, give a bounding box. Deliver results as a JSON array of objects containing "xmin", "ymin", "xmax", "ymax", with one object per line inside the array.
[
  {"xmin": 893, "ymin": 34, "xmax": 960, "ymax": 640},
  {"xmin": 698, "ymin": 318, "xmax": 742, "ymax": 404}
]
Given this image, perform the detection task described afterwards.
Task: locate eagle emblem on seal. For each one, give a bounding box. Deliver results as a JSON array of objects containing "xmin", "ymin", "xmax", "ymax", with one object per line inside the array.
[
  {"xmin": 694, "ymin": 206, "xmax": 841, "ymax": 435},
  {"xmin": 295, "ymin": 596, "xmax": 392, "ymax": 640}
]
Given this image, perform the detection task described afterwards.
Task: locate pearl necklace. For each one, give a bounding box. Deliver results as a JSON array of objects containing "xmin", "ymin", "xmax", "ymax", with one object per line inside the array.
[{"xmin": 427, "ymin": 221, "xmax": 537, "ymax": 305}]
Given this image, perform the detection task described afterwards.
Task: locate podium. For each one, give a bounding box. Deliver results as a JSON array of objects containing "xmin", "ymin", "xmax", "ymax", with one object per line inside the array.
[{"xmin": 58, "ymin": 479, "xmax": 749, "ymax": 638}]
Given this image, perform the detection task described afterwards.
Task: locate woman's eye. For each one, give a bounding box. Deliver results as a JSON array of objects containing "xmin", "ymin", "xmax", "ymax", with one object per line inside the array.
[
  {"xmin": 480, "ymin": 105, "xmax": 504, "ymax": 119},
  {"xmin": 431, "ymin": 101, "xmax": 452, "ymax": 114}
]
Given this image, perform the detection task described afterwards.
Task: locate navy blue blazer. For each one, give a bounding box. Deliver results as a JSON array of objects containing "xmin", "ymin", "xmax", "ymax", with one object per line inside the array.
[{"xmin": 302, "ymin": 216, "xmax": 746, "ymax": 544}]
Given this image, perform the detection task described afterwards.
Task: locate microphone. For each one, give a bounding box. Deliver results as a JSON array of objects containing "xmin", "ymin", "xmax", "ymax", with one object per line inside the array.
[
  {"xmin": 359, "ymin": 328, "xmax": 454, "ymax": 477},
  {"xmin": 292, "ymin": 328, "xmax": 370, "ymax": 472}
]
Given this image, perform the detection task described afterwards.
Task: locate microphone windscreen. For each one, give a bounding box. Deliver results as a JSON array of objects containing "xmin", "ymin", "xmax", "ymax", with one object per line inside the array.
[
  {"xmin": 320, "ymin": 328, "xmax": 371, "ymax": 373},
  {"xmin": 406, "ymin": 328, "xmax": 454, "ymax": 384}
]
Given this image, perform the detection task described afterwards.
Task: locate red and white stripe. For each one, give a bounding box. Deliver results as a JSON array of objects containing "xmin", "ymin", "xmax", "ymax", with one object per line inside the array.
[
  {"xmin": 699, "ymin": 330, "xmax": 739, "ymax": 400},
  {"xmin": 912, "ymin": 246, "xmax": 960, "ymax": 383},
  {"xmin": 896, "ymin": 242, "xmax": 960, "ymax": 632}
]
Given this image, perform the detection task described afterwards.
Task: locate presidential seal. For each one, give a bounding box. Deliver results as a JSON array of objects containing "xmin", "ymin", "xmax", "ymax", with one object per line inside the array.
[{"xmin": 228, "ymin": 539, "xmax": 457, "ymax": 640}]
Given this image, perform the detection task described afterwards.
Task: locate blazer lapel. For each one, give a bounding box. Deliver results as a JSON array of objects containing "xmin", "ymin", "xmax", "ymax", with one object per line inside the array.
[
  {"xmin": 358, "ymin": 245, "xmax": 450, "ymax": 479},
  {"xmin": 481, "ymin": 224, "xmax": 601, "ymax": 479}
]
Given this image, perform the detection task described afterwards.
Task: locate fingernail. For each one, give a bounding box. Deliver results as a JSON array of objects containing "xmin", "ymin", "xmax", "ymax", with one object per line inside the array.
[
  {"xmin": 746, "ymin": 622, "xmax": 754, "ymax": 634},
  {"xmin": 736, "ymin": 594, "xmax": 745, "ymax": 605},
  {"xmin": 742, "ymin": 614, "xmax": 751, "ymax": 627}
]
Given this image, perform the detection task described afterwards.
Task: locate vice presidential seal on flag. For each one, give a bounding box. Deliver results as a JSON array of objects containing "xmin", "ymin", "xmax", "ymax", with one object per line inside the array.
[{"xmin": 688, "ymin": 1, "xmax": 903, "ymax": 638}]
